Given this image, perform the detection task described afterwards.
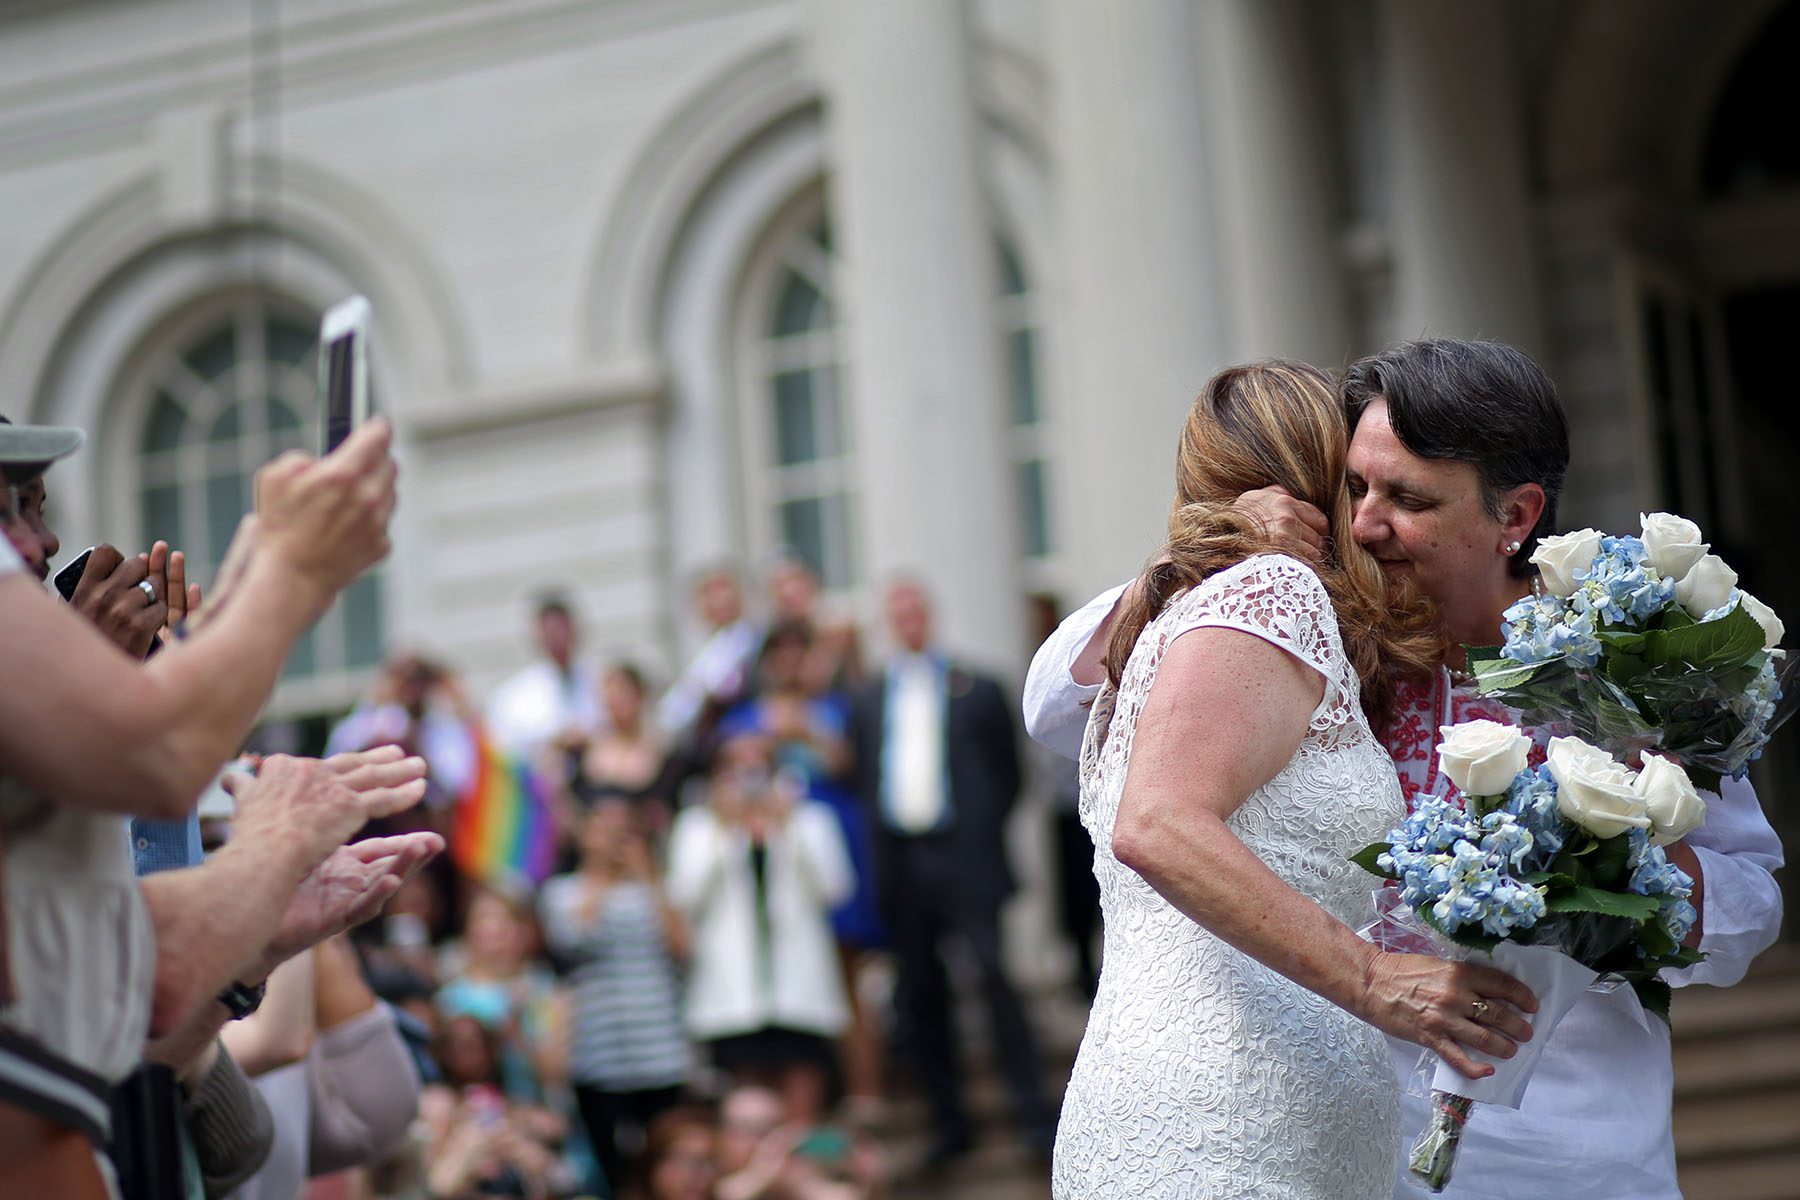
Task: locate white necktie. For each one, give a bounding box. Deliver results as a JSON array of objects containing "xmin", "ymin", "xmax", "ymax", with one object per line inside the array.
[{"xmin": 890, "ymin": 662, "xmax": 946, "ymax": 833}]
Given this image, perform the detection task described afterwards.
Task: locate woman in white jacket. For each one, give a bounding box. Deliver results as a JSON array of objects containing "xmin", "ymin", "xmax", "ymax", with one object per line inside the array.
[{"xmin": 667, "ymin": 734, "xmax": 854, "ymax": 1122}]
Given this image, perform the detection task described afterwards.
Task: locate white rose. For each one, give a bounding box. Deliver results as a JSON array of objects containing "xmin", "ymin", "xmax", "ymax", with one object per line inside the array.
[
  {"xmin": 1436, "ymin": 720, "xmax": 1532, "ymax": 797},
  {"xmin": 1546, "ymin": 736, "xmax": 1650, "ymax": 839},
  {"xmin": 1530, "ymin": 529, "xmax": 1604, "ymax": 598},
  {"xmin": 1739, "ymin": 590, "xmax": 1785, "ymax": 650},
  {"xmin": 1674, "ymin": 554, "xmax": 1739, "ymax": 618},
  {"xmin": 1639, "ymin": 512, "xmax": 1710, "ymax": 581},
  {"xmin": 1633, "ymin": 753, "xmax": 1706, "ymax": 846}
]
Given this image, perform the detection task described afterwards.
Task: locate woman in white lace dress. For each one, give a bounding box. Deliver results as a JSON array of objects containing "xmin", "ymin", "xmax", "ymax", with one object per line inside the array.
[{"xmin": 1052, "ymin": 363, "xmax": 1537, "ymax": 1199}]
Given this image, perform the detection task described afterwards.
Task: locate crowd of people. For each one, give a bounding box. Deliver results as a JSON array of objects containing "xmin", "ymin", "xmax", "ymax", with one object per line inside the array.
[
  {"xmin": 322, "ymin": 560, "xmax": 1065, "ymax": 1200},
  {"xmin": 0, "ymin": 399, "xmax": 1071, "ymax": 1200}
]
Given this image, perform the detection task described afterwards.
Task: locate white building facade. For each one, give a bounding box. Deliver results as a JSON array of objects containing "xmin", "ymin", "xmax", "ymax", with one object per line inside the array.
[{"xmin": 4, "ymin": 0, "xmax": 1798, "ymax": 917}]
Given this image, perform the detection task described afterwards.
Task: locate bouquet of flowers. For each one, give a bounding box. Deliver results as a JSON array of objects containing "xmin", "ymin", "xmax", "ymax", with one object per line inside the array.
[
  {"xmin": 1353, "ymin": 720, "xmax": 1704, "ymax": 1192},
  {"xmin": 1468, "ymin": 513, "xmax": 1790, "ymax": 789}
]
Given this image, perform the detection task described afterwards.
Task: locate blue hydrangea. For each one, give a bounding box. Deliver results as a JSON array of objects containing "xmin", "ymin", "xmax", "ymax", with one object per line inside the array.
[
  {"xmin": 1502, "ymin": 593, "xmax": 1603, "ymax": 667},
  {"xmin": 1731, "ymin": 656, "xmax": 1782, "ymax": 766},
  {"xmin": 1625, "ymin": 830, "xmax": 1698, "ymax": 948},
  {"xmin": 1379, "ymin": 798, "xmax": 1548, "ymax": 940},
  {"xmin": 1500, "ymin": 764, "xmax": 1565, "ymax": 871},
  {"xmin": 1569, "ymin": 535, "xmax": 1675, "ymax": 628}
]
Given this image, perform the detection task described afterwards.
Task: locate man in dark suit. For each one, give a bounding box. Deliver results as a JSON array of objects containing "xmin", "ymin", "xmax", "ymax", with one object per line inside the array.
[{"xmin": 851, "ymin": 579, "xmax": 1052, "ymax": 1167}]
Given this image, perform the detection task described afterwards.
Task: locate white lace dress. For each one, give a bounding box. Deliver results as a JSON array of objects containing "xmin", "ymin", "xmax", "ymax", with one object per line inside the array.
[{"xmin": 1052, "ymin": 554, "xmax": 1403, "ymax": 1199}]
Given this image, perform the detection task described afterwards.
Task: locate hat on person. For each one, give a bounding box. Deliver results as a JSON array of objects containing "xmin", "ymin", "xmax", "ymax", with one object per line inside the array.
[{"xmin": 0, "ymin": 415, "xmax": 84, "ymax": 472}]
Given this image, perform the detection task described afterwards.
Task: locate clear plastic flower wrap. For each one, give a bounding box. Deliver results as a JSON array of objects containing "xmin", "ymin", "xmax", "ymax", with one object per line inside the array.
[
  {"xmin": 1353, "ymin": 725, "xmax": 1704, "ymax": 1193},
  {"xmin": 1469, "ymin": 526, "xmax": 1797, "ymax": 790}
]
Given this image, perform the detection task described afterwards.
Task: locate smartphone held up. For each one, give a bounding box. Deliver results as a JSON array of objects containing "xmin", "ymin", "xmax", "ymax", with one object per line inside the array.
[{"xmin": 319, "ymin": 294, "xmax": 371, "ymax": 456}]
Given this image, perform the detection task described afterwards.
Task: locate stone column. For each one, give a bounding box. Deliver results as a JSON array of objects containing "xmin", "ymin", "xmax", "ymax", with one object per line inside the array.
[
  {"xmin": 1381, "ymin": 0, "xmax": 1544, "ymax": 353},
  {"xmin": 1198, "ymin": 0, "xmax": 1354, "ymax": 368},
  {"xmin": 815, "ymin": 0, "xmax": 1024, "ymax": 667},
  {"xmin": 1047, "ymin": 0, "xmax": 1228, "ymax": 601}
]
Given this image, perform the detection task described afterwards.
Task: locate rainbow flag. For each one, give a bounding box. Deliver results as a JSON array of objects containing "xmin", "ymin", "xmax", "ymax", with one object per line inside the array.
[{"xmin": 450, "ymin": 730, "xmax": 559, "ymax": 887}]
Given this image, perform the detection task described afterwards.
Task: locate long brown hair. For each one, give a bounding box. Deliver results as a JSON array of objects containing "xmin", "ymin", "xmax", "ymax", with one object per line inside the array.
[{"xmin": 1103, "ymin": 361, "xmax": 1439, "ymax": 723}]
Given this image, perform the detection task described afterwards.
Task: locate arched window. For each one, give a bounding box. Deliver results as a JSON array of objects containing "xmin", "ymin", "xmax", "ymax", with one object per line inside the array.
[
  {"xmin": 1701, "ymin": 0, "xmax": 1800, "ymax": 200},
  {"xmin": 748, "ymin": 215, "xmax": 1054, "ymax": 596},
  {"xmin": 756, "ymin": 216, "xmax": 858, "ymax": 590},
  {"xmin": 137, "ymin": 300, "xmax": 384, "ymax": 693}
]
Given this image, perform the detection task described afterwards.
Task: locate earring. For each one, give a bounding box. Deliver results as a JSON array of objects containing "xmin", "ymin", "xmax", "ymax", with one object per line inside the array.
[{"xmin": 1503, "ymin": 541, "xmax": 1522, "ymax": 555}]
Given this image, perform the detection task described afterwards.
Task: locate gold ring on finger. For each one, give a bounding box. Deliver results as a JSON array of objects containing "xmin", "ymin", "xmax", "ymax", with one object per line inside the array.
[{"xmin": 1469, "ymin": 999, "xmax": 1491, "ymax": 1021}]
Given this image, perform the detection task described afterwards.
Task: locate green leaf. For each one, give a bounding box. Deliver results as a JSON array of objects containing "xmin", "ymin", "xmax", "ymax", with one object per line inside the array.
[
  {"xmin": 1465, "ymin": 644, "xmax": 1506, "ymax": 666},
  {"xmin": 1632, "ymin": 977, "xmax": 1673, "ymax": 1026},
  {"xmin": 1642, "ymin": 603, "xmax": 1766, "ymax": 671},
  {"xmin": 1351, "ymin": 843, "xmax": 1396, "ymax": 878},
  {"xmin": 1586, "ymin": 833, "xmax": 1634, "ymax": 888},
  {"xmin": 1523, "ymin": 870, "xmax": 1577, "ymax": 889},
  {"xmin": 1470, "ymin": 657, "xmax": 1549, "ymax": 693},
  {"xmin": 1597, "ymin": 630, "xmax": 1650, "ymax": 655},
  {"xmin": 1544, "ymin": 887, "xmax": 1662, "ymax": 920},
  {"xmin": 1658, "ymin": 606, "xmax": 1697, "ymax": 631}
]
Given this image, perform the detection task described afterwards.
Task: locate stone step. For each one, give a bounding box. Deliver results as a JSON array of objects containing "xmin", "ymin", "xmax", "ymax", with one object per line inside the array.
[
  {"xmin": 1671, "ymin": 978, "xmax": 1800, "ymax": 1039},
  {"xmin": 1672, "ymin": 1083, "xmax": 1800, "ymax": 1160},
  {"xmin": 1673, "ymin": 1027, "xmax": 1800, "ymax": 1096},
  {"xmin": 1677, "ymin": 1147, "xmax": 1800, "ymax": 1200}
]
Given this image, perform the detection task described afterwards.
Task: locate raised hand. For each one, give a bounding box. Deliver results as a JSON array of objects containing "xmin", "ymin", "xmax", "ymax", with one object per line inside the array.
[
  {"xmin": 1355, "ymin": 951, "xmax": 1539, "ymax": 1079},
  {"xmin": 254, "ymin": 417, "xmax": 397, "ymax": 598},
  {"xmin": 1235, "ymin": 486, "xmax": 1330, "ymax": 562},
  {"xmin": 264, "ymin": 831, "xmax": 445, "ymax": 965},
  {"xmin": 69, "ymin": 542, "xmax": 168, "ymax": 658},
  {"xmin": 225, "ymin": 746, "xmax": 429, "ymax": 879}
]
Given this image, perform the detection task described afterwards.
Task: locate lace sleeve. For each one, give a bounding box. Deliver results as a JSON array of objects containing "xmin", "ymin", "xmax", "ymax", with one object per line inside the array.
[{"xmin": 1160, "ymin": 554, "xmax": 1352, "ymax": 728}]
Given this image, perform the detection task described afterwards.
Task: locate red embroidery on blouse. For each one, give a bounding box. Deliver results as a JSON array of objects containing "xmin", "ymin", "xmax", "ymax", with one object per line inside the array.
[{"xmin": 1381, "ymin": 671, "xmax": 1538, "ymax": 811}]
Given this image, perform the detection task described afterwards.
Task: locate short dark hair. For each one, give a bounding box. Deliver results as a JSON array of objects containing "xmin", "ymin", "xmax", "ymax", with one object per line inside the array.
[
  {"xmin": 534, "ymin": 591, "xmax": 573, "ymax": 621},
  {"xmin": 1341, "ymin": 339, "xmax": 1569, "ymax": 576}
]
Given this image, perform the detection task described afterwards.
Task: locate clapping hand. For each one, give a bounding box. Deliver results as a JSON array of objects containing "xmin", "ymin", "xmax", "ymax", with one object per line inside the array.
[{"xmin": 262, "ymin": 831, "xmax": 445, "ymax": 968}]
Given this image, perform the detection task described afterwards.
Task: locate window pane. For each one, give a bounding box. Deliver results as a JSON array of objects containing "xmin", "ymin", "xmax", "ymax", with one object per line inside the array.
[
  {"xmin": 343, "ymin": 573, "xmax": 384, "ymax": 668},
  {"xmin": 266, "ymin": 393, "xmax": 302, "ymax": 436},
  {"xmin": 142, "ymin": 483, "xmax": 183, "ymax": 553},
  {"xmin": 265, "ymin": 318, "xmax": 316, "ymax": 368},
  {"xmin": 184, "ymin": 325, "xmax": 237, "ymax": 384},
  {"xmin": 818, "ymin": 490, "xmax": 855, "ymax": 590},
  {"xmin": 1008, "ymin": 327, "xmax": 1040, "ymax": 427},
  {"xmin": 210, "ymin": 403, "xmax": 242, "ymax": 443},
  {"xmin": 205, "ymin": 471, "xmax": 250, "ymax": 568},
  {"xmin": 771, "ymin": 271, "xmax": 827, "ymax": 338},
  {"xmin": 1017, "ymin": 457, "xmax": 1051, "ymax": 559},
  {"xmin": 283, "ymin": 622, "xmax": 318, "ymax": 681},
  {"xmin": 998, "ymin": 240, "xmax": 1028, "ymax": 298},
  {"xmin": 142, "ymin": 393, "xmax": 189, "ymax": 455},
  {"xmin": 772, "ymin": 369, "xmax": 819, "ymax": 465},
  {"xmin": 779, "ymin": 496, "xmax": 827, "ymax": 584}
]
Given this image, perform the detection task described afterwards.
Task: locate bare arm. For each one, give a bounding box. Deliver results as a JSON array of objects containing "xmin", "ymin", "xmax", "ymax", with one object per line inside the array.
[
  {"xmin": 219, "ymin": 951, "xmax": 317, "ymax": 1077},
  {"xmin": 139, "ymin": 751, "xmax": 430, "ymax": 1036},
  {"xmin": 0, "ymin": 421, "xmax": 398, "ymax": 818},
  {"xmin": 1111, "ymin": 627, "xmax": 1537, "ymax": 1078}
]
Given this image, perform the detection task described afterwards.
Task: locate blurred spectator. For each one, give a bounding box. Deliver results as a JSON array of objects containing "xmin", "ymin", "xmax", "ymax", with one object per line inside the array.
[
  {"xmin": 849, "ymin": 581, "xmax": 1052, "ymax": 1167},
  {"xmin": 719, "ymin": 622, "xmax": 885, "ymax": 1109},
  {"xmin": 667, "ymin": 736, "xmax": 852, "ymax": 1123},
  {"xmin": 713, "ymin": 1084, "xmax": 889, "ymax": 1200},
  {"xmin": 568, "ymin": 663, "xmax": 681, "ymax": 835},
  {"xmin": 657, "ymin": 566, "xmax": 759, "ymax": 742},
  {"xmin": 435, "ymin": 888, "xmax": 565, "ymax": 1103},
  {"xmin": 631, "ymin": 1106, "xmax": 719, "ymax": 1200},
  {"xmin": 327, "ymin": 653, "xmax": 479, "ymax": 810},
  {"xmin": 539, "ymin": 800, "xmax": 691, "ymax": 1194},
  {"xmin": 414, "ymin": 1019, "xmax": 574, "ymax": 1199},
  {"xmin": 765, "ymin": 554, "xmax": 863, "ymax": 694},
  {"xmin": 487, "ymin": 594, "xmax": 604, "ymax": 761}
]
